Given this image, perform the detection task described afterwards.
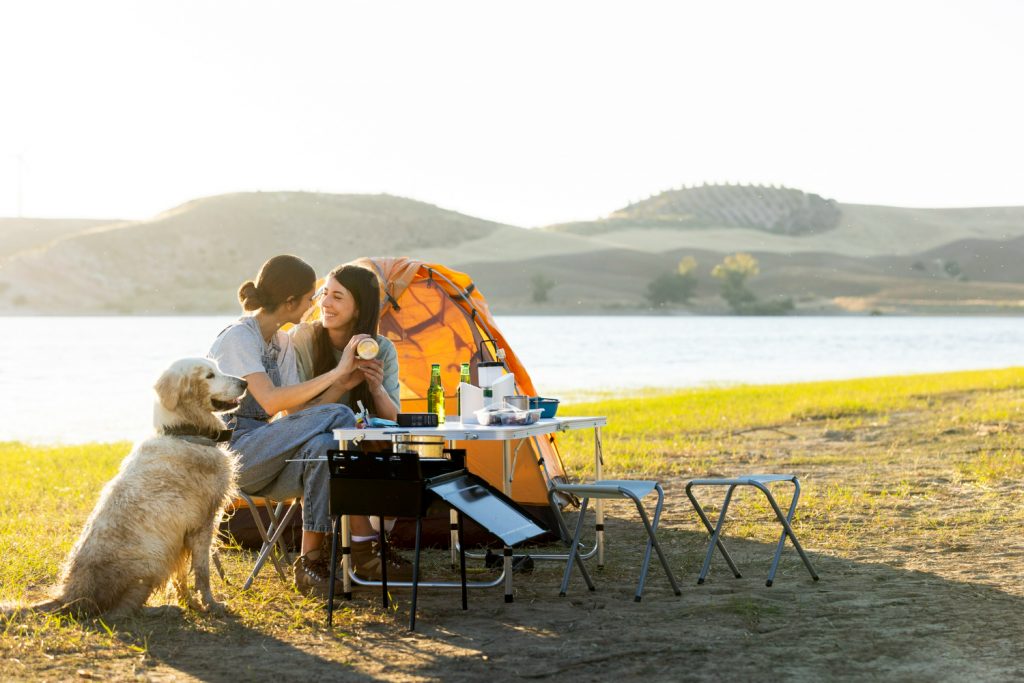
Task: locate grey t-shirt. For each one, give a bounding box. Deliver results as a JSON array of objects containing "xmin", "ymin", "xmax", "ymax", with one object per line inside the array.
[
  {"xmin": 289, "ymin": 322, "xmax": 400, "ymax": 410},
  {"xmin": 208, "ymin": 316, "xmax": 301, "ymax": 387}
]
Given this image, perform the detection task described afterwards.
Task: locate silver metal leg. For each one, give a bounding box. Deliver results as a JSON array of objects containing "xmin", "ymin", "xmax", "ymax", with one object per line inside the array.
[
  {"xmin": 559, "ymin": 498, "xmax": 596, "ymax": 596},
  {"xmin": 687, "ymin": 476, "xmax": 819, "ymax": 586},
  {"xmin": 594, "ymin": 427, "xmax": 605, "ymax": 568},
  {"xmin": 327, "ymin": 515, "xmax": 341, "ymax": 626},
  {"xmin": 558, "ymin": 483, "xmax": 677, "ymax": 600},
  {"xmin": 449, "ymin": 508, "xmax": 459, "ymax": 569},
  {"xmin": 502, "ymin": 439, "xmax": 513, "ymax": 603},
  {"xmin": 242, "ymin": 498, "xmax": 300, "ymax": 590},
  {"xmin": 624, "ymin": 484, "xmax": 682, "ymax": 601},
  {"xmin": 697, "ymin": 485, "xmax": 736, "ymax": 585},
  {"xmin": 685, "ymin": 482, "xmax": 742, "ymax": 580},
  {"xmin": 752, "ymin": 480, "xmax": 819, "ymax": 586}
]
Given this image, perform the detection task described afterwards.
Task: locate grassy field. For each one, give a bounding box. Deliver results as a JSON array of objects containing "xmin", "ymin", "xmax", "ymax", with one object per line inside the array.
[{"xmin": 3, "ymin": 368, "xmax": 1024, "ymax": 680}]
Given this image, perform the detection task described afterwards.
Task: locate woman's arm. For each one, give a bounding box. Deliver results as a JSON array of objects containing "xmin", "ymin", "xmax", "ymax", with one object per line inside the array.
[
  {"xmin": 249, "ymin": 335, "xmax": 366, "ymax": 415},
  {"xmin": 244, "ymin": 366, "xmax": 344, "ymax": 415}
]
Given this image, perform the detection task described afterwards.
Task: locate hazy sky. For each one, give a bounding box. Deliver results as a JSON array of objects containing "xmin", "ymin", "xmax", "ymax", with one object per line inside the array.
[{"xmin": 1, "ymin": 1, "xmax": 1022, "ymax": 227}]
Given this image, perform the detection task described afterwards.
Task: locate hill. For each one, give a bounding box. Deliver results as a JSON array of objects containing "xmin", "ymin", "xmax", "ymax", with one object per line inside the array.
[
  {"xmin": 0, "ymin": 192, "xmax": 515, "ymax": 314},
  {"xmin": 0, "ymin": 218, "xmax": 122, "ymax": 261},
  {"xmin": 2, "ymin": 186, "xmax": 1024, "ymax": 315},
  {"xmin": 546, "ymin": 186, "xmax": 1024, "ymax": 257},
  {"xmin": 555, "ymin": 184, "xmax": 842, "ymax": 235}
]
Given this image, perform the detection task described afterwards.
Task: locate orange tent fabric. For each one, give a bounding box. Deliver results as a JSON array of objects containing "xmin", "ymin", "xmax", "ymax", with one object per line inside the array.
[{"xmin": 308, "ymin": 257, "xmax": 567, "ymax": 506}]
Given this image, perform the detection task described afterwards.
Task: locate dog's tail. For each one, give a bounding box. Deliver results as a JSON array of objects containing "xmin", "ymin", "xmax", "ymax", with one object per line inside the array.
[{"xmin": 1, "ymin": 598, "xmax": 65, "ymax": 620}]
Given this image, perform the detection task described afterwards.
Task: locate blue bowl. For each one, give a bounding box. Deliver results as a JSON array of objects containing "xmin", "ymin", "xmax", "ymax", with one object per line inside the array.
[{"xmin": 529, "ymin": 397, "xmax": 560, "ymax": 418}]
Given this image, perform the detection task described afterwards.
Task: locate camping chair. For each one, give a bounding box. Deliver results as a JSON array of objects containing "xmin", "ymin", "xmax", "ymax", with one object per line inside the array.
[{"xmin": 236, "ymin": 492, "xmax": 302, "ymax": 590}]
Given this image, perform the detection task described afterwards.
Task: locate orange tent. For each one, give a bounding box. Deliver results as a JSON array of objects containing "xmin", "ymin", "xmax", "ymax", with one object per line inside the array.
[
  {"xmin": 311, "ymin": 257, "xmax": 568, "ymax": 527},
  {"xmin": 224, "ymin": 257, "xmax": 568, "ymax": 547}
]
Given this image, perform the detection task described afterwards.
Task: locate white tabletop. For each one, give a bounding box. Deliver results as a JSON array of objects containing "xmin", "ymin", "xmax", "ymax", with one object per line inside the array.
[{"xmin": 333, "ymin": 416, "xmax": 606, "ymax": 442}]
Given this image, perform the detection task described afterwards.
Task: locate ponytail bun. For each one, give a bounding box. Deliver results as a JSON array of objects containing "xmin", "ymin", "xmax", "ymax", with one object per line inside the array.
[{"xmin": 238, "ymin": 281, "xmax": 263, "ymax": 311}]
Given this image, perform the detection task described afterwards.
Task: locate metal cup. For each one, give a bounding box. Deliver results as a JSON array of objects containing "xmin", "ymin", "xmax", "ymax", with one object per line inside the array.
[{"xmin": 504, "ymin": 395, "xmax": 529, "ymax": 411}]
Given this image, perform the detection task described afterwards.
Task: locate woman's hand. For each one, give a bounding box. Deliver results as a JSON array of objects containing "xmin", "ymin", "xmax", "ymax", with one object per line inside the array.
[
  {"xmin": 356, "ymin": 359, "xmax": 385, "ymax": 393},
  {"xmin": 333, "ymin": 333, "xmax": 371, "ymax": 377}
]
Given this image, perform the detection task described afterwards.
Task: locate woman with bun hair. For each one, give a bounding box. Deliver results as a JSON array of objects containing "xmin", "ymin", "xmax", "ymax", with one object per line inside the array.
[{"xmin": 208, "ymin": 255, "xmax": 410, "ymax": 599}]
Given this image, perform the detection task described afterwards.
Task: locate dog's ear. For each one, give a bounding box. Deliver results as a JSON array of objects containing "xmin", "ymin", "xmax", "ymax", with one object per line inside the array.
[{"xmin": 154, "ymin": 370, "xmax": 185, "ymax": 411}]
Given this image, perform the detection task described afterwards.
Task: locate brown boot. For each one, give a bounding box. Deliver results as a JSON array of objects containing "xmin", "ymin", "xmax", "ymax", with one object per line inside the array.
[
  {"xmin": 351, "ymin": 539, "xmax": 414, "ymax": 582},
  {"xmin": 293, "ymin": 549, "xmax": 342, "ymax": 598}
]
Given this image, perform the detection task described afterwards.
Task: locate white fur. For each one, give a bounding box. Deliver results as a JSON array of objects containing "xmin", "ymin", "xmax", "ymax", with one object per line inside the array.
[{"xmin": 7, "ymin": 358, "xmax": 245, "ymax": 618}]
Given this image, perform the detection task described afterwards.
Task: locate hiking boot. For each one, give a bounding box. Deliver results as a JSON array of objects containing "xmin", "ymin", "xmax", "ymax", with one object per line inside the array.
[
  {"xmin": 351, "ymin": 539, "xmax": 414, "ymax": 582},
  {"xmin": 293, "ymin": 549, "xmax": 342, "ymax": 598}
]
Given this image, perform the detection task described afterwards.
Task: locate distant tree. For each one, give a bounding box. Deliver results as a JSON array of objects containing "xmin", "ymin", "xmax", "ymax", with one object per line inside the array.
[
  {"xmin": 711, "ymin": 253, "xmax": 793, "ymax": 315},
  {"xmin": 712, "ymin": 253, "xmax": 759, "ymax": 311},
  {"xmin": 530, "ymin": 273, "xmax": 556, "ymax": 303},
  {"xmin": 646, "ymin": 256, "xmax": 698, "ymax": 307},
  {"xmin": 943, "ymin": 260, "xmax": 962, "ymax": 279},
  {"xmin": 677, "ymin": 255, "xmax": 698, "ymax": 276}
]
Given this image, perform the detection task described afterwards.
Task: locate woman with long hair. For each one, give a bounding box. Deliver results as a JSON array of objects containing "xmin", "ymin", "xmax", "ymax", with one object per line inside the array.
[
  {"xmin": 289, "ymin": 264, "xmax": 405, "ymax": 556},
  {"xmin": 208, "ymin": 255, "xmax": 410, "ymax": 599},
  {"xmin": 290, "ymin": 264, "xmax": 400, "ymax": 420}
]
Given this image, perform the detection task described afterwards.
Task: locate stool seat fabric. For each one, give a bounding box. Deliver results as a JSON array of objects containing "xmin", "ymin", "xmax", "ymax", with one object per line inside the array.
[
  {"xmin": 688, "ymin": 474, "xmax": 796, "ymax": 486},
  {"xmin": 554, "ymin": 480, "xmax": 658, "ymax": 499}
]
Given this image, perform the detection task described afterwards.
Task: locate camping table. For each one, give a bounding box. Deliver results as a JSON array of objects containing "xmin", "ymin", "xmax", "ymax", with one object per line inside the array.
[{"xmin": 334, "ymin": 416, "xmax": 607, "ymax": 603}]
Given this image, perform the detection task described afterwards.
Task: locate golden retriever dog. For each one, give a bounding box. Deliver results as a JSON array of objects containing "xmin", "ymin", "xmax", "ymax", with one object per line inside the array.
[{"xmin": 2, "ymin": 358, "xmax": 245, "ymax": 619}]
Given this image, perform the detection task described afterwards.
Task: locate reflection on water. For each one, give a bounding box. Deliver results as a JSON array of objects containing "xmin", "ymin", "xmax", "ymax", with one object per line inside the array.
[{"xmin": 1, "ymin": 315, "xmax": 1021, "ymax": 443}]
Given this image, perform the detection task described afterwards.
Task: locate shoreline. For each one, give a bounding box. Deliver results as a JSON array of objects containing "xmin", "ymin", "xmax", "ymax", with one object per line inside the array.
[{"xmin": 5, "ymin": 367, "xmax": 1022, "ymax": 446}]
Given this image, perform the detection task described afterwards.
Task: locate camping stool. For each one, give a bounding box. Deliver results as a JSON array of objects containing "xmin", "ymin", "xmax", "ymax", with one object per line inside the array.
[
  {"xmin": 237, "ymin": 492, "xmax": 302, "ymax": 590},
  {"xmin": 685, "ymin": 474, "xmax": 819, "ymax": 587},
  {"xmin": 552, "ymin": 480, "xmax": 682, "ymax": 602}
]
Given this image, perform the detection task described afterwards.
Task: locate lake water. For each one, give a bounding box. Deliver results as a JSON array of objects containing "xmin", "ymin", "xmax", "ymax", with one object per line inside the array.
[{"xmin": 1, "ymin": 316, "xmax": 1021, "ymax": 444}]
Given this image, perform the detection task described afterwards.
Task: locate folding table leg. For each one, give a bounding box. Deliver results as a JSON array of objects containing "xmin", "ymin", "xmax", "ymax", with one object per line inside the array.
[
  {"xmin": 378, "ymin": 514, "xmax": 389, "ymax": 609},
  {"xmin": 449, "ymin": 508, "xmax": 459, "ymax": 569},
  {"xmin": 327, "ymin": 515, "xmax": 341, "ymax": 627},
  {"xmin": 410, "ymin": 517, "xmax": 422, "ymax": 631},
  {"xmin": 457, "ymin": 513, "xmax": 468, "ymax": 611}
]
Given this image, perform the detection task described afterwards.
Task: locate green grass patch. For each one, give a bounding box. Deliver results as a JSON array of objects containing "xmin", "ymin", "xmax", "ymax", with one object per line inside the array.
[{"xmin": 557, "ymin": 367, "xmax": 1024, "ymax": 477}]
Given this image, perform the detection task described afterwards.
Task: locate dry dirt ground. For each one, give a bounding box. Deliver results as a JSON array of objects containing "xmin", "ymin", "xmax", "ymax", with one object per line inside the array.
[{"xmin": 4, "ymin": 402, "xmax": 1024, "ymax": 682}]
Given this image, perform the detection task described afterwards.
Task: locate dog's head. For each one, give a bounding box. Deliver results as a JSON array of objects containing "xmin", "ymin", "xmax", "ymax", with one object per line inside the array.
[{"xmin": 154, "ymin": 358, "xmax": 248, "ymax": 414}]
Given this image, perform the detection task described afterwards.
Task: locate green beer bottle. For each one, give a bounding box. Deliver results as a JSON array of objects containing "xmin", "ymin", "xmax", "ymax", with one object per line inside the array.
[
  {"xmin": 457, "ymin": 362, "xmax": 471, "ymax": 419},
  {"xmin": 427, "ymin": 363, "xmax": 445, "ymax": 424}
]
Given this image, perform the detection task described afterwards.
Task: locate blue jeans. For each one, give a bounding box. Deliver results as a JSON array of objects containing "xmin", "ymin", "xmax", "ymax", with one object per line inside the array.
[{"xmin": 230, "ymin": 404, "xmax": 355, "ymax": 534}]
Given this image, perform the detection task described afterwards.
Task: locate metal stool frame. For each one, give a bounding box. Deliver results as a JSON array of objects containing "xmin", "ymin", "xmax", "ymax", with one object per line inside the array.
[
  {"xmin": 685, "ymin": 474, "xmax": 819, "ymax": 587},
  {"xmin": 554, "ymin": 480, "xmax": 682, "ymax": 602},
  {"xmin": 237, "ymin": 492, "xmax": 301, "ymax": 590}
]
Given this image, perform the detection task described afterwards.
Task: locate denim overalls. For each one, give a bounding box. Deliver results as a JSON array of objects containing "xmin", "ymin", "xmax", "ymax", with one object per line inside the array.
[{"xmin": 218, "ymin": 317, "xmax": 355, "ymax": 534}]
